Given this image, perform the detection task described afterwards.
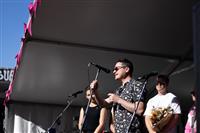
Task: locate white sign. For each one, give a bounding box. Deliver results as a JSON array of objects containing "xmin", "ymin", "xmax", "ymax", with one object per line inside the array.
[{"xmin": 0, "ymin": 69, "xmax": 14, "ymax": 82}]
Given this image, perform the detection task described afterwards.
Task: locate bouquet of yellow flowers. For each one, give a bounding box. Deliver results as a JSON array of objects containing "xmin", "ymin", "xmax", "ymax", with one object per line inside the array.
[{"xmin": 150, "ymin": 106, "xmax": 173, "ymax": 132}]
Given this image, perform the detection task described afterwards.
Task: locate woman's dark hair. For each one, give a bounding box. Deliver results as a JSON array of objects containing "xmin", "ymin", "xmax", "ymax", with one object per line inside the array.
[
  {"xmin": 116, "ymin": 58, "xmax": 133, "ymax": 76},
  {"xmin": 190, "ymin": 89, "xmax": 196, "ymax": 96},
  {"xmin": 156, "ymin": 74, "xmax": 169, "ymax": 86},
  {"xmin": 84, "ymin": 85, "xmax": 90, "ymax": 92}
]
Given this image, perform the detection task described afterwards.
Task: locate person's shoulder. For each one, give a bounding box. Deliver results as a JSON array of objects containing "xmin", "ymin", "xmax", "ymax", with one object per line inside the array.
[
  {"xmin": 166, "ymin": 92, "xmax": 180, "ymax": 104},
  {"xmin": 166, "ymin": 92, "xmax": 177, "ymax": 98},
  {"xmin": 82, "ymin": 105, "xmax": 87, "ymax": 110},
  {"xmin": 97, "ymin": 105, "xmax": 106, "ymax": 109},
  {"xmin": 132, "ymin": 79, "xmax": 143, "ymax": 86},
  {"xmin": 100, "ymin": 107, "xmax": 107, "ymax": 111},
  {"xmin": 147, "ymin": 95, "xmax": 158, "ymax": 103}
]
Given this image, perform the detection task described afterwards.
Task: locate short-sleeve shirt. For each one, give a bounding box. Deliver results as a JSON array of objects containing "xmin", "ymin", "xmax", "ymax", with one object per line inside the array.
[
  {"xmin": 113, "ymin": 79, "xmax": 146, "ymax": 133},
  {"xmin": 144, "ymin": 92, "xmax": 181, "ymax": 133},
  {"xmin": 144, "ymin": 93, "xmax": 181, "ymax": 116}
]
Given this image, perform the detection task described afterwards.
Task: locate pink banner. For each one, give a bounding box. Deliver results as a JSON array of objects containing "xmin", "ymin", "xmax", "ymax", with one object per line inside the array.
[{"xmin": 4, "ymin": 0, "xmax": 42, "ymax": 106}]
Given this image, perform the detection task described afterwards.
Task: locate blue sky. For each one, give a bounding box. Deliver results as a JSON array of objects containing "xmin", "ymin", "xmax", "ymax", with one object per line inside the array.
[{"xmin": 0, "ymin": 0, "xmax": 31, "ymax": 68}]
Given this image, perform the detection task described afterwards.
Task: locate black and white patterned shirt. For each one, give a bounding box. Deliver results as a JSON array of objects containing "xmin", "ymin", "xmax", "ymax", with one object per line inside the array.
[{"xmin": 113, "ymin": 79, "xmax": 146, "ymax": 133}]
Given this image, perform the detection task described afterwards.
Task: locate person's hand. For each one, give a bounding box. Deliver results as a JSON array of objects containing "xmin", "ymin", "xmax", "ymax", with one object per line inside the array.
[
  {"xmin": 90, "ymin": 80, "xmax": 98, "ymax": 92},
  {"xmin": 106, "ymin": 93, "xmax": 120, "ymax": 104}
]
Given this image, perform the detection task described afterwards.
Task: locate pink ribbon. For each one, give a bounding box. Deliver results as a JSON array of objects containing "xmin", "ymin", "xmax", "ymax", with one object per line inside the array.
[
  {"xmin": 24, "ymin": 18, "xmax": 32, "ymax": 36},
  {"xmin": 28, "ymin": 0, "xmax": 42, "ymax": 17},
  {"xmin": 16, "ymin": 38, "xmax": 25, "ymax": 66},
  {"xmin": 27, "ymin": 18, "xmax": 32, "ymax": 36},
  {"xmin": 4, "ymin": 68, "xmax": 17, "ymax": 106},
  {"xmin": 26, "ymin": 0, "xmax": 42, "ymax": 36}
]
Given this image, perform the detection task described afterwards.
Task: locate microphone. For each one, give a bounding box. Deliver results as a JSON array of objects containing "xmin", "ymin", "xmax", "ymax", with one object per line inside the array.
[
  {"xmin": 137, "ymin": 71, "xmax": 158, "ymax": 80},
  {"xmin": 70, "ymin": 90, "xmax": 83, "ymax": 97},
  {"xmin": 88, "ymin": 62, "xmax": 110, "ymax": 73}
]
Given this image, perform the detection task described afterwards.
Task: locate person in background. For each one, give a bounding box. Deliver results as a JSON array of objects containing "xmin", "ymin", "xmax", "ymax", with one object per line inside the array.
[
  {"xmin": 185, "ymin": 89, "xmax": 197, "ymax": 133},
  {"xmin": 78, "ymin": 87, "xmax": 107, "ymax": 133},
  {"xmin": 90, "ymin": 58, "xmax": 146, "ymax": 133},
  {"xmin": 144, "ymin": 74, "xmax": 181, "ymax": 133}
]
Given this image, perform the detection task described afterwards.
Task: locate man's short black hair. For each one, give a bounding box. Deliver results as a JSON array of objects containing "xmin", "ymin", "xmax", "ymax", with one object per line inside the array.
[
  {"xmin": 156, "ymin": 74, "xmax": 169, "ymax": 86},
  {"xmin": 116, "ymin": 58, "xmax": 133, "ymax": 76}
]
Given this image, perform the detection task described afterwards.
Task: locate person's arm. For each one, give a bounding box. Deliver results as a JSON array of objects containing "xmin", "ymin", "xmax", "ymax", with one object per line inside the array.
[
  {"xmin": 106, "ymin": 93, "xmax": 145, "ymax": 115},
  {"xmin": 78, "ymin": 107, "xmax": 84, "ymax": 130},
  {"xmin": 90, "ymin": 80, "xmax": 110, "ymax": 107},
  {"xmin": 110, "ymin": 108, "xmax": 115, "ymax": 133},
  {"xmin": 161, "ymin": 114, "xmax": 179, "ymax": 133},
  {"xmin": 145, "ymin": 115, "xmax": 157, "ymax": 133},
  {"xmin": 94, "ymin": 90, "xmax": 110, "ymax": 107},
  {"xmin": 94, "ymin": 108, "xmax": 108, "ymax": 133}
]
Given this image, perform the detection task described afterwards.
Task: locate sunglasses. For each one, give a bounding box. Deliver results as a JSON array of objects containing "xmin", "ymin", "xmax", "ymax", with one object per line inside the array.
[{"xmin": 113, "ymin": 66, "xmax": 126, "ymax": 71}]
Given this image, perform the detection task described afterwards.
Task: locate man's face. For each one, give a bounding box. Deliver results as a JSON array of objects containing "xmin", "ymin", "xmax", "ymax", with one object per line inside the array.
[{"xmin": 113, "ymin": 62, "xmax": 127, "ymax": 80}]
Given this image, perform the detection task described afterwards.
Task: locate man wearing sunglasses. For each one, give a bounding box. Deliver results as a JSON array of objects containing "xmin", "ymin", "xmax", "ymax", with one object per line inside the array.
[
  {"xmin": 144, "ymin": 74, "xmax": 181, "ymax": 133},
  {"xmin": 90, "ymin": 58, "xmax": 146, "ymax": 133}
]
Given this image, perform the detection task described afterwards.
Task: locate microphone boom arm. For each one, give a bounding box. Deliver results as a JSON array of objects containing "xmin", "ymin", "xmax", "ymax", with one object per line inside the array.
[{"xmin": 88, "ymin": 62, "xmax": 110, "ymax": 74}]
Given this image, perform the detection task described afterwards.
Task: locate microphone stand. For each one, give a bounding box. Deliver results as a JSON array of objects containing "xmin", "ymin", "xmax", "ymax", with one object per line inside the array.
[
  {"xmin": 46, "ymin": 93, "xmax": 80, "ymax": 133},
  {"xmin": 125, "ymin": 77, "xmax": 148, "ymax": 133},
  {"xmin": 79, "ymin": 68, "xmax": 100, "ymax": 133}
]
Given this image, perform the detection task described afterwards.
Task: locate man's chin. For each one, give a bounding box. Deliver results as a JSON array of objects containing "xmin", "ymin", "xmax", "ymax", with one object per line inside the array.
[{"xmin": 115, "ymin": 77, "xmax": 121, "ymax": 80}]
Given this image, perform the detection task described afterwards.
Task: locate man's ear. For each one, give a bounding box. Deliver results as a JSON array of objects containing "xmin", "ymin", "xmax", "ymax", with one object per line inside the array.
[{"xmin": 125, "ymin": 67, "xmax": 130, "ymax": 73}]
